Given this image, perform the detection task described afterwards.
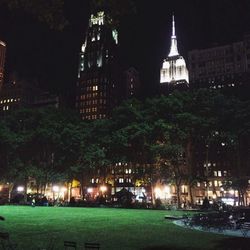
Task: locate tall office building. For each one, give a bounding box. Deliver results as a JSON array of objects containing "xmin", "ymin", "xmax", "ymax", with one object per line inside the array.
[
  {"xmin": 76, "ymin": 11, "xmax": 121, "ymax": 120},
  {"xmin": 160, "ymin": 15, "xmax": 189, "ymax": 93},
  {"xmin": 188, "ymin": 34, "xmax": 250, "ymax": 89},
  {"xmin": 123, "ymin": 67, "xmax": 141, "ymax": 99},
  {"xmin": 0, "ymin": 40, "xmax": 6, "ymax": 90}
]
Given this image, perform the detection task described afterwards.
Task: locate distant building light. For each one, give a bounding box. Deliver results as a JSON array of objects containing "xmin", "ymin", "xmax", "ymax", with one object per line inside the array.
[
  {"xmin": 52, "ymin": 186, "xmax": 59, "ymax": 192},
  {"xmin": 17, "ymin": 186, "xmax": 24, "ymax": 192},
  {"xmin": 100, "ymin": 185, "xmax": 107, "ymax": 192}
]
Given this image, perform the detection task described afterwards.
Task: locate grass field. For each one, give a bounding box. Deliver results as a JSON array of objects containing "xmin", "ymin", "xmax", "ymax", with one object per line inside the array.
[{"xmin": 0, "ymin": 206, "xmax": 249, "ymax": 250}]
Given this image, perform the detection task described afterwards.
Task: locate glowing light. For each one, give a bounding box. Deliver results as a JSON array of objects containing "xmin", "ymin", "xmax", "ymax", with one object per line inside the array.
[
  {"xmin": 100, "ymin": 186, "xmax": 107, "ymax": 192},
  {"xmin": 90, "ymin": 11, "xmax": 105, "ymax": 26},
  {"xmin": 229, "ymin": 189, "xmax": 235, "ymax": 195},
  {"xmin": 17, "ymin": 186, "xmax": 24, "ymax": 192},
  {"xmin": 61, "ymin": 187, "xmax": 67, "ymax": 192},
  {"xmin": 112, "ymin": 29, "xmax": 118, "ymax": 44},
  {"xmin": 87, "ymin": 188, "xmax": 93, "ymax": 193},
  {"xmin": 154, "ymin": 187, "xmax": 162, "ymax": 199},
  {"xmin": 0, "ymin": 41, "xmax": 6, "ymax": 47},
  {"xmin": 52, "ymin": 186, "xmax": 59, "ymax": 192}
]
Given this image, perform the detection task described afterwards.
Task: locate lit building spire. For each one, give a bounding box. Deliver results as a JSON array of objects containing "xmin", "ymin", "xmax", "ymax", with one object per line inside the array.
[
  {"xmin": 160, "ymin": 14, "xmax": 189, "ymax": 87},
  {"xmin": 168, "ymin": 14, "xmax": 179, "ymax": 57}
]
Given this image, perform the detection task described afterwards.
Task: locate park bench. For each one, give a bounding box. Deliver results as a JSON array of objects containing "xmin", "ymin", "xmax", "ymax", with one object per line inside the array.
[
  {"xmin": 84, "ymin": 242, "xmax": 100, "ymax": 249},
  {"xmin": 0, "ymin": 232, "xmax": 17, "ymax": 250},
  {"xmin": 64, "ymin": 241, "xmax": 77, "ymax": 249},
  {"xmin": 240, "ymin": 222, "xmax": 250, "ymax": 237}
]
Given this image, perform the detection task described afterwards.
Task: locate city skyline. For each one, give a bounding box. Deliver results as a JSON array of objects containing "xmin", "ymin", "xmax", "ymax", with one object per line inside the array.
[{"xmin": 0, "ymin": 0, "xmax": 250, "ymax": 99}]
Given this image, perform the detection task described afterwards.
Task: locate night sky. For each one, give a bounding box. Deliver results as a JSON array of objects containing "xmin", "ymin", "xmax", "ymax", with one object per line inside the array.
[{"xmin": 1, "ymin": 0, "xmax": 250, "ymax": 103}]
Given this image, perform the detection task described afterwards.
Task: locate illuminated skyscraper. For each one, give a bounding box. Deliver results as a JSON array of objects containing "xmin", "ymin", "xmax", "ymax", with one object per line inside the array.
[
  {"xmin": 76, "ymin": 11, "xmax": 121, "ymax": 120},
  {"xmin": 160, "ymin": 15, "xmax": 189, "ymax": 92},
  {"xmin": 0, "ymin": 40, "xmax": 6, "ymax": 90}
]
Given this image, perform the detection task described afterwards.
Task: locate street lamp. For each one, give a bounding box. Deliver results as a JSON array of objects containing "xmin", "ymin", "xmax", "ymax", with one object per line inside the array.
[
  {"xmin": 17, "ymin": 186, "xmax": 24, "ymax": 192},
  {"xmin": 100, "ymin": 185, "xmax": 107, "ymax": 193}
]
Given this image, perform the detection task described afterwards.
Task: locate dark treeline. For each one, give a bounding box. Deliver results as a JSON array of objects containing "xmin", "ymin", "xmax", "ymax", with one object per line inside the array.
[{"xmin": 0, "ymin": 89, "xmax": 250, "ymax": 206}]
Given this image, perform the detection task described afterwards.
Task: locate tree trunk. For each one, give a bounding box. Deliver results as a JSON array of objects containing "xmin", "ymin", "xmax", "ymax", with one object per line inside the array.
[
  {"xmin": 24, "ymin": 179, "xmax": 28, "ymax": 203},
  {"xmin": 8, "ymin": 183, "xmax": 14, "ymax": 203},
  {"xmin": 176, "ymin": 183, "xmax": 181, "ymax": 209},
  {"xmin": 150, "ymin": 182, "xmax": 155, "ymax": 205},
  {"xmin": 69, "ymin": 182, "xmax": 73, "ymax": 201},
  {"xmin": 188, "ymin": 184, "xmax": 194, "ymax": 207}
]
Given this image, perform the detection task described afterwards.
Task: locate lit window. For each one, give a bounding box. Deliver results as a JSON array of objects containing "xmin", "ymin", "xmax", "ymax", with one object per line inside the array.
[
  {"xmin": 214, "ymin": 180, "xmax": 218, "ymax": 187},
  {"xmin": 214, "ymin": 171, "xmax": 217, "ymax": 177},
  {"xmin": 218, "ymin": 171, "xmax": 222, "ymax": 177},
  {"xmin": 197, "ymin": 182, "xmax": 200, "ymax": 187},
  {"xmin": 93, "ymin": 85, "xmax": 98, "ymax": 91},
  {"xmin": 119, "ymin": 178, "xmax": 124, "ymax": 183}
]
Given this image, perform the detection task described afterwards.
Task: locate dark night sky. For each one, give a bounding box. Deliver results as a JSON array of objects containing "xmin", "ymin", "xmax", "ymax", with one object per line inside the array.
[{"xmin": 1, "ymin": 0, "xmax": 250, "ymax": 102}]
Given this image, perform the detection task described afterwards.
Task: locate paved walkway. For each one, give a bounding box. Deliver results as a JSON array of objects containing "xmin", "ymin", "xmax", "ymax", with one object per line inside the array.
[{"xmin": 173, "ymin": 220, "xmax": 250, "ymax": 238}]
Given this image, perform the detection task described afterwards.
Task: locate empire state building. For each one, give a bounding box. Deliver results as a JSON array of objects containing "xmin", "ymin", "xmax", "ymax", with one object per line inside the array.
[{"xmin": 160, "ymin": 15, "xmax": 189, "ymax": 91}]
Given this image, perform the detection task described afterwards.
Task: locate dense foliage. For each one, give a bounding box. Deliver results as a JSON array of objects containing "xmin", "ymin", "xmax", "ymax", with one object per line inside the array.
[{"xmin": 0, "ymin": 89, "xmax": 250, "ymax": 205}]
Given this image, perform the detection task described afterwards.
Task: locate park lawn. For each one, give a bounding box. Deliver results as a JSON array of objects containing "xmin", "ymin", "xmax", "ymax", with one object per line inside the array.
[{"xmin": 0, "ymin": 206, "xmax": 239, "ymax": 250}]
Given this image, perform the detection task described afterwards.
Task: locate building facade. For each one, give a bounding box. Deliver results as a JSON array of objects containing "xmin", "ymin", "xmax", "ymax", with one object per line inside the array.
[
  {"xmin": 123, "ymin": 67, "xmax": 141, "ymax": 99},
  {"xmin": 76, "ymin": 11, "xmax": 122, "ymax": 120},
  {"xmin": 160, "ymin": 15, "xmax": 189, "ymax": 93},
  {"xmin": 0, "ymin": 73, "xmax": 59, "ymax": 116},
  {"xmin": 0, "ymin": 40, "xmax": 6, "ymax": 90},
  {"xmin": 188, "ymin": 34, "xmax": 250, "ymax": 89}
]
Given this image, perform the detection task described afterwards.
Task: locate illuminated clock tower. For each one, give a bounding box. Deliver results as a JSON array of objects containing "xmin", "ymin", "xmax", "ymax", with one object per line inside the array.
[
  {"xmin": 76, "ymin": 11, "xmax": 121, "ymax": 120},
  {"xmin": 160, "ymin": 15, "xmax": 189, "ymax": 92}
]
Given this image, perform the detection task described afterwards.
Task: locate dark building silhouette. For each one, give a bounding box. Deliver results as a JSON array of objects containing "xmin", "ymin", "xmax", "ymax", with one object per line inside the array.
[
  {"xmin": 123, "ymin": 67, "xmax": 141, "ymax": 99},
  {"xmin": 188, "ymin": 34, "xmax": 250, "ymax": 90},
  {"xmin": 0, "ymin": 73, "xmax": 59, "ymax": 116},
  {"xmin": 0, "ymin": 40, "xmax": 6, "ymax": 90},
  {"xmin": 76, "ymin": 11, "xmax": 122, "ymax": 120}
]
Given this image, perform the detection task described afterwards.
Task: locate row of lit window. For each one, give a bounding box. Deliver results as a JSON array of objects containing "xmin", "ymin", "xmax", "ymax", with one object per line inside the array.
[
  {"xmin": 83, "ymin": 114, "xmax": 106, "ymax": 120},
  {"xmin": 2, "ymin": 105, "xmax": 9, "ymax": 111},
  {"xmin": 209, "ymin": 83, "xmax": 236, "ymax": 89},
  {"xmin": 197, "ymin": 181, "xmax": 223, "ymax": 187},
  {"xmin": 77, "ymin": 100, "xmax": 107, "ymax": 108},
  {"xmin": 0, "ymin": 98, "xmax": 20, "ymax": 104},
  {"xmin": 85, "ymin": 85, "xmax": 98, "ymax": 92},
  {"xmin": 111, "ymin": 168, "xmax": 132, "ymax": 174},
  {"xmin": 80, "ymin": 107, "xmax": 98, "ymax": 114},
  {"xmin": 214, "ymin": 170, "xmax": 228, "ymax": 177},
  {"xmin": 118, "ymin": 178, "xmax": 132, "ymax": 183},
  {"xmin": 81, "ymin": 92, "xmax": 106, "ymax": 98},
  {"xmin": 82, "ymin": 78, "xmax": 108, "ymax": 85}
]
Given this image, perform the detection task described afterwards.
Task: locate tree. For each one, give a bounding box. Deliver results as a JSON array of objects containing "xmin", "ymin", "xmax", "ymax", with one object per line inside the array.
[{"xmin": 0, "ymin": 0, "xmax": 67, "ymax": 30}]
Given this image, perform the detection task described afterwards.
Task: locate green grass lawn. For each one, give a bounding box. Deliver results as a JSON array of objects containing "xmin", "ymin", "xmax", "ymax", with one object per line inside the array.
[{"xmin": 0, "ymin": 206, "xmax": 248, "ymax": 250}]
